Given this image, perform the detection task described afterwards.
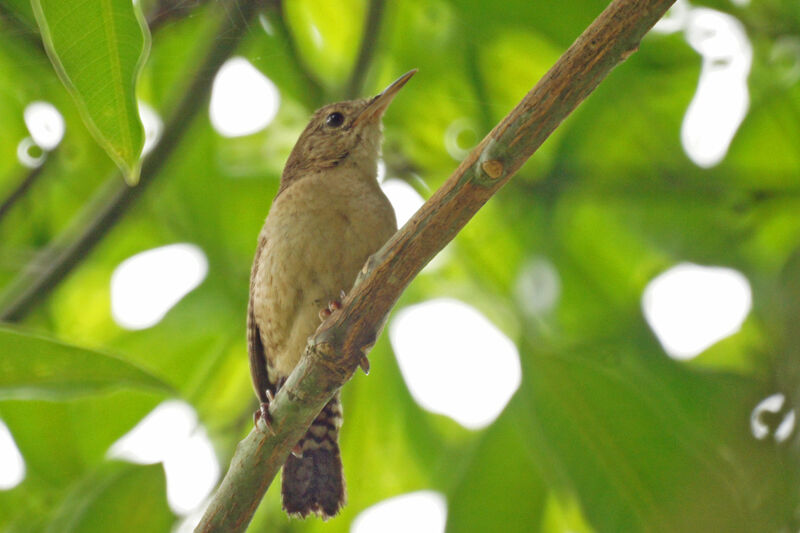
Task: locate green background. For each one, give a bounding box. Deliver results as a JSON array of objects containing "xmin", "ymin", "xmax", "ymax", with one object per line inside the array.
[{"xmin": 0, "ymin": 0, "xmax": 799, "ymax": 531}]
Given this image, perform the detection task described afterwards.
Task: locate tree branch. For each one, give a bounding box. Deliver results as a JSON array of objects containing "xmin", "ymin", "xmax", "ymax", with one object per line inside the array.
[
  {"xmin": 195, "ymin": 0, "xmax": 676, "ymax": 531},
  {"xmin": 0, "ymin": 155, "xmax": 51, "ymax": 224},
  {"xmin": 146, "ymin": 0, "xmax": 211, "ymax": 34},
  {"xmin": 0, "ymin": 3, "xmax": 45, "ymax": 54},
  {"xmin": 0, "ymin": 0, "xmax": 265, "ymax": 322},
  {"xmin": 267, "ymin": 1, "xmax": 325, "ymax": 107},
  {"xmin": 344, "ymin": 0, "xmax": 386, "ymax": 99}
]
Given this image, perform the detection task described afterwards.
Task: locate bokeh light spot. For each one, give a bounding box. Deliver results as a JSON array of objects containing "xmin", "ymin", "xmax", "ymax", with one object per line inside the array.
[
  {"xmin": 389, "ymin": 299, "xmax": 521, "ymax": 429},
  {"xmin": 652, "ymin": 0, "xmax": 690, "ymax": 34},
  {"xmin": 351, "ymin": 491, "xmax": 447, "ymax": 533},
  {"xmin": 681, "ymin": 8, "xmax": 751, "ymax": 168},
  {"xmin": 642, "ymin": 263, "xmax": 751, "ymax": 360},
  {"xmin": 0, "ymin": 420, "xmax": 25, "ymax": 490},
  {"xmin": 209, "ymin": 57, "xmax": 280, "ymax": 137},
  {"xmin": 444, "ymin": 118, "xmax": 478, "ymax": 160},
  {"xmin": 769, "ymin": 36, "xmax": 800, "ymax": 87},
  {"xmin": 111, "ymin": 243, "xmax": 208, "ymax": 330},
  {"xmin": 16, "ymin": 137, "xmax": 45, "ymax": 168},
  {"xmin": 24, "ymin": 101, "xmax": 65, "ymax": 150},
  {"xmin": 108, "ymin": 400, "xmax": 220, "ymax": 515},
  {"xmin": 751, "ymin": 393, "xmax": 796, "ymax": 443},
  {"xmin": 381, "ymin": 178, "xmax": 424, "ymax": 228},
  {"xmin": 138, "ymin": 101, "xmax": 163, "ymax": 156},
  {"xmin": 515, "ymin": 257, "xmax": 561, "ymax": 316}
]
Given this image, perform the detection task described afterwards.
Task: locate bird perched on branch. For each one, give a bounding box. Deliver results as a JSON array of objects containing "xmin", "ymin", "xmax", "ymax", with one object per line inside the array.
[{"xmin": 247, "ymin": 70, "xmax": 416, "ymax": 519}]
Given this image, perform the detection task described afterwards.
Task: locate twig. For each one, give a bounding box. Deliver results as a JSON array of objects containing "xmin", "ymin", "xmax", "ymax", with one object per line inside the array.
[
  {"xmin": 0, "ymin": 156, "xmax": 50, "ymax": 224},
  {"xmin": 0, "ymin": 0, "xmax": 265, "ymax": 322},
  {"xmin": 147, "ymin": 0, "xmax": 210, "ymax": 34},
  {"xmin": 267, "ymin": 1, "xmax": 325, "ymax": 107},
  {"xmin": 344, "ymin": 0, "xmax": 387, "ymax": 99},
  {"xmin": 194, "ymin": 0, "xmax": 676, "ymax": 531},
  {"xmin": 0, "ymin": 3, "xmax": 44, "ymax": 54}
]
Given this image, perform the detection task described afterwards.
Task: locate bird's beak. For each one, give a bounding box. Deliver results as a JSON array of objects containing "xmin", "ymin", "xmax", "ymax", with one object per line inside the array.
[{"xmin": 353, "ymin": 69, "xmax": 417, "ymax": 126}]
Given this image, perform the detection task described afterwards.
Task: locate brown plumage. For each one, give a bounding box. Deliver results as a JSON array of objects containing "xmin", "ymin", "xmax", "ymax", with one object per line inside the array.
[{"xmin": 247, "ymin": 71, "xmax": 415, "ymax": 519}]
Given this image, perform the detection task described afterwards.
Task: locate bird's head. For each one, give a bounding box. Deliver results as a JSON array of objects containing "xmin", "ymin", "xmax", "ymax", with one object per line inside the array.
[{"xmin": 281, "ymin": 70, "xmax": 416, "ymax": 187}]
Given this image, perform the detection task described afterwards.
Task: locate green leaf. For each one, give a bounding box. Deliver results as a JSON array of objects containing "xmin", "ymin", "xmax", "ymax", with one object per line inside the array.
[
  {"xmin": 445, "ymin": 408, "xmax": 548, "ymax": 533},
  {"xmin": 0, "ymin": 326, "xmax": 172, "ymax": 399},
  {"xmin": 520, "ymin": 342, "xmax": 795, "ymax": 532},
  {"xmin": 30, "ymin": 0, "xmax": 150, "ymax": 184},
  {"xmin": 45, "ymin": 461, "xmax": 174, "ymax": 533},
  {"xmin": 284, "ymin": 0, "xmax": 365, "ymax": 87}
]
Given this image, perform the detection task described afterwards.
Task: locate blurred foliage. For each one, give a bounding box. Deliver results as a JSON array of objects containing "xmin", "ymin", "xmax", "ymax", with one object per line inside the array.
[
  {"xmin": 1, "ymin": 0, "xmax": 799, "ymax": 532},
  {"xmin": 31, "ymin": 0, "xmax": 150, "ymax": 183}
]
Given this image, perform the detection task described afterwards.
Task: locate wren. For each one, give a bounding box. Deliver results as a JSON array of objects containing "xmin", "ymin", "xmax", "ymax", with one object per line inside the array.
[{"xmin": 247, "ymin": 70, "xmax": 416, "ymax": 519}]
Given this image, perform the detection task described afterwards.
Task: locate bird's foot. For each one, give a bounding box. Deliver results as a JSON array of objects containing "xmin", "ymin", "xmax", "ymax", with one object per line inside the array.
[
  {"xmin": 357, "ymin": 332, "xmax": 380, "ymax": 375},
  {"xmin": 253, "ymin": 390, "xmax": 276, "ymax": 435},
  {"xmin": 319, "ymin": 290, "xmax": 347, "ymax": 321},
  {"xmin": 358, "ymin": 354, "xmax": 370, "ymax": 374},
  {"xmin": 317, "ymin": 291, "xmax": 369, "ymax": 374},
  {"xmin": 291, "ymin": 441, "xmax": 304, "ymax": 458}
]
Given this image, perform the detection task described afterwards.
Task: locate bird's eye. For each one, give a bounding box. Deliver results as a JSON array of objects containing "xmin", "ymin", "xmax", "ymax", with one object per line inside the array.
[{"xmin": 325, "ymin": 112, "xmax": 345, "ymax": 128}]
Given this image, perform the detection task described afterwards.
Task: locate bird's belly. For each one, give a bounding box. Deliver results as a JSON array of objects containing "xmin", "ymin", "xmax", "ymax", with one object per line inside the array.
[{"xmin": 253, "ymin": 184, "xmax": 395, "ymax": 378}]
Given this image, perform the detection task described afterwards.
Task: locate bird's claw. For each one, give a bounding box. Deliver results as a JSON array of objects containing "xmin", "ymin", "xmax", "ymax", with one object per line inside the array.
[
  {"xmin": 253, "ymin": 390, "xmax": 276, "ymax": 435},
  {"xmin": 358, "ymin": 354, "xmax": 370, "ymax": 374},
  {"xmin": 318, "ymin": 291, "xmax": 346, "ymax": 321},
  {"xmin": 291, "ymin": 441, "xmax": 304, "ymax": 458}
]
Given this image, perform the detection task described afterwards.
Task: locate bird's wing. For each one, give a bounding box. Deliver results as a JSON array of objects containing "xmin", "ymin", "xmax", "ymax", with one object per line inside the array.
[{"xmin": 247, "ymin": 235, "xmax": 274, "ymax": 403}]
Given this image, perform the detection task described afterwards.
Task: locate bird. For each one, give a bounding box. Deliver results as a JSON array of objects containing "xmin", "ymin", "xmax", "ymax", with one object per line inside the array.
[{"xmin": 247, "ymin": 70, "xmax": 416, "ymax": 519}]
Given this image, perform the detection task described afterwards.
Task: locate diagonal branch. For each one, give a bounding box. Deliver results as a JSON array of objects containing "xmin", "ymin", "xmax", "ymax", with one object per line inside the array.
[
  {"xmin": 0, "ymin": 155, "xmax": 51, "ymax": 224},
  {"xmin": 195, "ymin": 0, "xmax": 676, "ymax": 531},
  {"xmin": 269, "ymin": 0, "xmax": 325, "ymax": 107},
  {"xmin": 344, "ymin": 0, "xmax": 387, "ymax": 99},
  {"xmin": 0, "ymin": 0, "xmax": 265, "ymax": 322},
  {"xmin": 146, "ymin": 0, "xmax": 211, "ymax": 33}
]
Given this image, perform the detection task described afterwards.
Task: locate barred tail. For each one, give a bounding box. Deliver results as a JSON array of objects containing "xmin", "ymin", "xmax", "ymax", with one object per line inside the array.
[{"xmin": 281, "ymin": 394, "xmax": 346, "ymax": 519}]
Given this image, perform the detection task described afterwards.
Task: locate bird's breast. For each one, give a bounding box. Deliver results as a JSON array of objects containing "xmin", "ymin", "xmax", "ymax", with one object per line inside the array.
[{"xmin": 253, "ymin": 172, "xmax": 396, "ymax": 377}]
